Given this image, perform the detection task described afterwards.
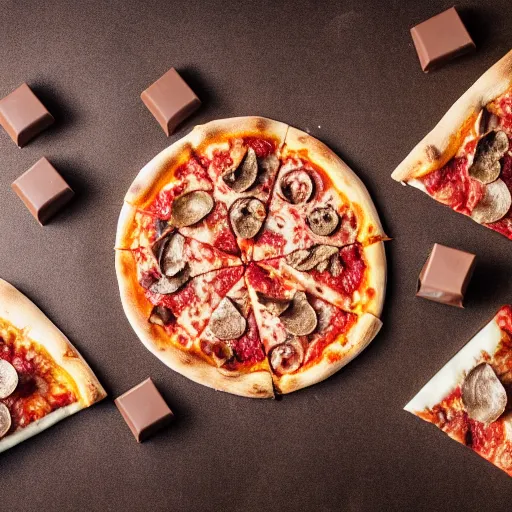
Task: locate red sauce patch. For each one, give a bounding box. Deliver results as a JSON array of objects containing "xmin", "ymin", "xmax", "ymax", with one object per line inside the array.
[
  {"xmin": 495, "ymin": 92, "xmax": 512, "ymax": 132},
  {"xmin": 245, "ymin": 263, "xmax": 292, "ymax": 298},
  {"xmin": 486, "ymin": 151, "xmax": 512, "ymax": 240},
  {"xmin": 226, "ymin": 313, "xmax": 265, "ymax": 367},
  {"xmin": 309, "ymin": 244, "xmax": 366, "ymax": 296},
  {"xmin": 422, "ymin": 157, "xmax": 484, "ymax": 215},
  {"xmin": 255, "ymin": 229, "xmax": 286, "ymax": 250},
  {"xmin": 243, "ymin": 137, "xmax": 275, "ymax": 159},
  {"xmin": 0, "ymin": 334, "xmax": 77, "ymax": 433}
]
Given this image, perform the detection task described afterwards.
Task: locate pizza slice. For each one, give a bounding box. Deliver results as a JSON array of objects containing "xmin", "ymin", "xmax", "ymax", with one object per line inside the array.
[
  {"xmin": 253, "ymin": 126, "xmax": 387, "ymax": 261},
  {"xmin": 191, "ymin": 117, "xmax": 288, "ymax": 259},
  {"xmin": 258, "ymin": 242, "xmax": 386, "ymax": 317},
  {"xmin": 116, "ymin": 203, "xmax": 242, "ymax": 279},
  {"xmin": 245, "ymin": 263, "xmax": 382, "ymax": 393},
  {"xmin": 405, "ymin": 306, "xmax": 512, "ymax": 477},
  {"xmin": 392, "ymin": 50, "xmax": 512, "ymax": 240},
  {"xmin": 0, "ymin": 279, "xmax": 106, "ymax": 453}
]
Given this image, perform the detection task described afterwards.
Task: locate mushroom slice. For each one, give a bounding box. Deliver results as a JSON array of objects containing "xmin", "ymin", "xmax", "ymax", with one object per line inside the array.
[
  {"xmin": 280, "ymin": 169, "xmax": 314, "ymax": 204},
  {"xmin": 209, "ymin": 341, "xmax": 234, "ymax": 367},
  {"xmin": 170, "ymin": 191, "xmax": 214, "ymax": 228},
  {"xmin": 315, "ymin": 259, "xmax": 329, "ymax": 273},
  {"xmin": 469, "ymin": 131, "xmax": 509, "ymax": 184},
  {"xmin": 223, "ymin": 147, "xmax": 258, "ymax": 192},
  {"xmin": 0, "ymin": 360, "xmax": 18, "ymax": 399},
  {"xmin": 0, "ymin": 403, "xmax": 11, "ymax": 438},
  {"xmin": 461, "ymin": 363, "xmax": 507, "ymax": 424},
  {"xmin": 280, "ymin": 291, "xmax": 317, "ymax": 336},
  {"xmin": 476, "ymin": 109, "xmax": 500, "ymax": 136},
  {"xmin": 157, "ymin": 232, "xmax": 186, "ymax": 277},
  {"xmin": 229, "ymin": 197, "xmax": 266, "ymax": 239},
  {"xmin": 149, "ymin": 306, "xmax": 175, "ymax": 327},
  {"xmin": 307, "ymin": 206, "xmax": 340, "ymax": 236},
  {"xmin": 269, "ymin": 338, "xmax": 305, "ymax": 375},
  {"xmin": 328, "ymin": 253, "xmax": 343, "ymax": 277},
  {"xmin": 256, "ymin": 292, "xmax": 291, "ymax": 316},
  {"xmin": 155, "ymin": 218, "xmax": 172, "ymax": 239},
  {"xmin": 470, "ymin": 179, "xmax": 512, "ymax": 224},
  {"xmin": 285, "ymin": 249, "xmax": 312, "ymax": 269},
  {"xmin": 286, "ymin": 245, "xmax": 339, "ymax": 272},
  {"xmin": 149, "ymin": 265, "xmax": 191, "ymax": 295},
  {"xmin": 209, "ymin": 298, "xmax": 247, "ymax": 340}
]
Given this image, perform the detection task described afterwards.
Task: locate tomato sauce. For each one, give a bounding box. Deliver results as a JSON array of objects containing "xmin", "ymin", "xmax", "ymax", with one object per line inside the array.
[
  {"xmin": 243, "ymin": 137, "xmax": 276, "ymax": 159},
  {"xmin": 486, "ymin": 151, "xmax": 512, "ymax": 240},
  {"xmin": 225, "ymin": 313, "xmax": 265, "ymax": 368},
  {"xmin": 245, "ymin": 263, "xmax": 292, "ymax": 298}
]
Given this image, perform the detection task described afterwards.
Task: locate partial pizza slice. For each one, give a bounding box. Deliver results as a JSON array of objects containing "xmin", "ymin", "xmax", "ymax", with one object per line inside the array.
[
  {"xmin": 253, "ymin": 126, "xmax": 387, "ymax": 260},
  {"xmin": 194, "ymin": 276, "xmax": 271, "ymax": 381},
  {"xmin": 245, "ymin": 263, "xmax": 382, "ymax": 393},
  {"xmin": 116, "ymin": 253, "xmax": 271, "ymax": 398},
  {"xmin": 116, "ymin": 203, "xmax": 242, "ymax": 280},
  {"xmin": 392, "ymin": 50, "xmax": 512, "ymax": 240},
  {"xmin": 258, "ymin": 242, "xmax": 386, "ymax": 317},
  {"xmin": 191, "ymin": 117, "xmax": 288, "ymax": 259},
  {"xmin": 0, "ymin": 279, "xmax": 106, "ymax": 454},
  {"xmin": 405, "ymin": 306, "xmax": 512, "ymax": 477}
]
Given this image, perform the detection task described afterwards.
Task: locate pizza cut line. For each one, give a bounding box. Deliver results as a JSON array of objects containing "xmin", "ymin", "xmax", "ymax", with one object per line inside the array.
[
  {"xmin": 392, "ymin": 49, "xmax": 512, "ymax": 240},
  {"xmin": 405, "ymin": 306, "xmax": 512, "ymax": 477},
  {"xmin": 116, "ymin": 116, "xmax": 388, "ymax": 398},
  {"xmin": 0, "ymin": 279, "xmax": 106, "ymax": 453}
]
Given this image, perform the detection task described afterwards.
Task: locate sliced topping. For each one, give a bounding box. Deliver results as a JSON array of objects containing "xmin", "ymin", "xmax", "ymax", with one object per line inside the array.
[
  {"xmin": 0, "ymin": 360, "xmax": 18, "ymax": 399},
  {"xmin": 328, "ymin": 252, "xmax": 342, "ymax": 277},
  {"xmin": 0, "ymin": 403, "xmax": 11, "ymax": 438},
  {"xmin": 286, "ymin": 245, "xmax": 339, "ymax": 272},
  {"xmin": 155, "ymin": 218, "xmax": 172, "ymax": 239},
  {"xmin": 280, "ymin": 291, "xmax": 317, "ymax": 336},
  {"xmin": 470, "ymin": 179, "xmax": 511, "ymax": 224},
  {"xmin": 223, "ymin": 147, "xmax": 258, "ymax": 192},
  {"xmin": 280, "ymin": 170, "xmax": 314, "ymax": 204},
  {"xmin": 307, "ymin": 206, "xmax": 339, "ymax": 236},
  {"xmin": 149, "ymin": 265, "xmax": 191, "ymax": 295},
  {"xmin": 256, "ymin": 292, "xmax": 291, "ymax": 316},
  {"xmin": 209, "ymin": 298, "xmax": 247, "ymax": 340},
  {"xmin": 469, "ymin": 131, "xmax": 509, "ymax": 184},
  {"xmin": 170, "ymin": 191, "xmax": 214, "ymax": 227},
  {"xmin": 209, "ymin": 341, "xmax": 234, "ymax": 367},
  {"xmin": 477, "ymin": 109, "xmax": 500, "ymax": 136},
  {"xmin": 229, "ymin": 197, "xmax": 266, "ymax": 239},
  {"xmin": 269, "ymin": 337, "xmax": 304, "ymax": 375},
  {"xmin": 461, "ymin": 363, "xmax": 507, "ymax": 424},
  {"xmin": 149, "ymin": 305, "xmax": 175, "ymax": 326},
  {"xmin": 156, "ymin": 232, "xmax": 186, "ymax": 277}
]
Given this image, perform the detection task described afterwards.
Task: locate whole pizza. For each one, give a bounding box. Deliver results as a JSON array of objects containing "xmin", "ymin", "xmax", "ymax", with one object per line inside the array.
[{"xmin": 115, "ymin": 117, "xmax": 387, "ymax": 398}]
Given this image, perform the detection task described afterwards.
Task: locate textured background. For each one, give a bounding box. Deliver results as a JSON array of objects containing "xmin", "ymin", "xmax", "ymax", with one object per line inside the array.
[{"xmin": 0, "ymin": 0, "xmax": 511, "ymax": 510}]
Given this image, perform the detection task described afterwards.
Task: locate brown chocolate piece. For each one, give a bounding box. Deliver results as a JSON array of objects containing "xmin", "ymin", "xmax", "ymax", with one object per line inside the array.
[
  {"xmin": 0, "ymin": 83, "xmax": 54, "ymax": 147},
  {"xmin": 410, "ymin": 7, "xmax": 475, "ymax": 72},
  {"xmin": 11, "ymin": 157, "xmax": 74, "ymax": 226},
  {"xmin": 416, "ymin": 243, "xmax": 476, "ymax": 307},
  {"xmin": 115, "ymin": 378, "xmax": 174, "ymax": 442},
  {"xmin": 141, "ymin": 68, "xmax": 201, "ymax": 136}
]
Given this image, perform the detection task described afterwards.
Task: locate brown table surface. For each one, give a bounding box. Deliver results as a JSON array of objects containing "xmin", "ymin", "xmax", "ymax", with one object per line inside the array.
[{"xmin": 1, "ymin": 0, "xmax": 511, "ymax": 510}]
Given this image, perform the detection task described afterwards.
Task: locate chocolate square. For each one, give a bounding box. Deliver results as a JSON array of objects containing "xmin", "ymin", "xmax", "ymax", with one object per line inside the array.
[
  {"xmin": 0, "ymin": 83, "xmax": 54, "ymax": 147},
  {"xmin": 141, "ymin": 68, "xmax": 201, "ymax": 136},
  {"xmin": 416, "ymin": 244, "xmax": 476, "ymax": 308},
  {"xmin": 410, "ymin": 7, "xmax": 475, "ymax": 72},
  {"xmin": 115, "ymin": 378, "xmax": 174, "ymax": 442},
  {"xmin": 12, "ymin": 158, "xmax": 74, "ymax": 226}
]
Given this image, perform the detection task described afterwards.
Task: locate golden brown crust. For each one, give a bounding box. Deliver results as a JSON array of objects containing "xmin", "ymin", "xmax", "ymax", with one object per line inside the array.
[
  {"xmin": 284, "ymin": 126, "xmax": 387, "ymax": 244},
  {"xmin": 275, "ymin": 312, "xmax": 382, "ymax": 394},
  {"xmin": 392, "ymin": 49, "xmax": 512, "ymax": 182},
  {"xmin": 115, "ymin": 250, "xmax": 274, "ymax": 398},
  {"xmin": 0, "ymin": 279, "xmax": 106, "ymax": 407}
]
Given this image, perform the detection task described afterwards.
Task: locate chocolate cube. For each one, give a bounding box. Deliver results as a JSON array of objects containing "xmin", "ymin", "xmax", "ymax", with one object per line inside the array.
[
  {"xmin": 12, "ymin": 158, "xmax": 74, "ymax": 226},
  {"xmin": 0, "ymin": 83, "xmax": 54, "ymax": 147},
  {"xmin": 115, "ymin": 378, "xmax": 174, "ymax": 442},
  {"xmin": 416, "ymin": 244, "xmax": 476, "ymax": 308},
  {"xmin": 141, "ymin": 68, "xmax": 201, "ymax": 136},
  {"xmin": 410, "ymin": 7, "xmax": 475, "ymax": 72}
]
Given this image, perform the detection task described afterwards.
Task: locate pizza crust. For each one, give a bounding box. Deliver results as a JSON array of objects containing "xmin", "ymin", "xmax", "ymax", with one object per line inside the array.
[
  {"xmin": 0, "ymin": 402, "xmax": 81, "ymax": 454},
  {"xmin": 0, "ymin": 279, "xmax": 106, "ymax": 407},
  {"xmin": 275, "ymin": 312, "xmax": 382, "ymax": 394},
  {"xmin": 115, "ymin": 251, "xmax": 274, "ymax": 398},
  {"xmin": 404, "ymin": 314, "xmax": 503, "ymax": 413},
  {"xmin": 392, "ymin": 49, "xmax": 512, "ymax": 183},
  {"xmin": 284, "ymin": 126, "xmax": 387, "ymax": 244}
]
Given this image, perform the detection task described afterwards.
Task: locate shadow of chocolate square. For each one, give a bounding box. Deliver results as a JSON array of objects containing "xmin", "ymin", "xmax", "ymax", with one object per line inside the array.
[
  {"xmin": 141, "ymin": 68, "xmax": 201, "ymax": 136},
  {"xmin": 417, "ymin": 243, "xmax": 476, "ymax": 308},
  {"xmin": 12, "ymin": 157, "xmax": 74, "ymax": 226},
  {"xmin": 0, "ymin": 83, "xmax": 54, "ymax": 147}
]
